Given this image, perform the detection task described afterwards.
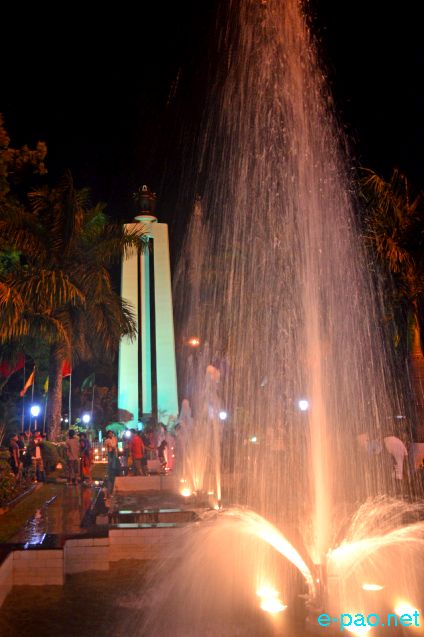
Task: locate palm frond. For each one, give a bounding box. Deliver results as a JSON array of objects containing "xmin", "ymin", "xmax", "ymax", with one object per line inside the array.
[
  {"xmin": 13, "ymin": 268, "xmax": 86, "ymax": 309},
  {"xmin": 83, "ymin": 224, "xmax": 148, "ymax": 267}
]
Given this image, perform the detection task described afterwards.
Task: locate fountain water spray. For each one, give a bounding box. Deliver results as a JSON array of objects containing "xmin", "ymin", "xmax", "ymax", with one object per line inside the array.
[{"xmin": 124, "ymin": 0, "xmax": 423, "ymax": 634}]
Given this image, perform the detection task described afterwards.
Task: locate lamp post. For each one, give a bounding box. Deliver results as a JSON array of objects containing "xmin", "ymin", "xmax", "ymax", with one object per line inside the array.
[
  {"xmin": 30, "ymin": 404, "xmax": 41, "ymax": 432},
  {"xmin": 82, "ymin": 413, "xmax": 91, "ymax": 426}
]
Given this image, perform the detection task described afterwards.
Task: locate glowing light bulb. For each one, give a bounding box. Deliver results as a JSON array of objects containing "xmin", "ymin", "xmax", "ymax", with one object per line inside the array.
[
  {"xmin": 345, "ymin": 626, "xmax": 371, "ymax": 636},
  {"xmin": 362, "ymin": 583, "xmax": 384, "ymax": 591},
  {"xmin": 256, "ymin": 586, "xmax": 287, "ymax": 614},
  {"xmin": 181, "ymin": 488, "xmax": 191, "ymax": 497},
  {"xmin": 394, "ymin": 600, "xmax": 419, "ymax": 621},
  {"xmin": 260, "ymin": 598, "xmax": 287, "ymax": 614}
]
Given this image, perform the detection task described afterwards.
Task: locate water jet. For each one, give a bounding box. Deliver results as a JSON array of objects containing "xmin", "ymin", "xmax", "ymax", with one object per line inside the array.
[{"xmin": 163, "ymin": 0, "xmax": 424, "ymax": 634}]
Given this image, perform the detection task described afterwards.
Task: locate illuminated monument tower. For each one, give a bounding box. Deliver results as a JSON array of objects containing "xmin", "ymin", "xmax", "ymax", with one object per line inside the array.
[{"xmin": 118, "ymin": 185, "xmax": 178, "ymax": 427}]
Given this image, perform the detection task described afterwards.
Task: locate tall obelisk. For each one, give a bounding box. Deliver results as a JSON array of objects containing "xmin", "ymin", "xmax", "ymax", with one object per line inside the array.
[{"xmin": 118, "ymin": 185, "xmax": 178, "ymax": 427}]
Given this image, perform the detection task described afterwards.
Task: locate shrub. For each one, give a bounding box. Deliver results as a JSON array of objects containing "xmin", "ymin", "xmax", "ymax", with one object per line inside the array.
[
  {"xmin": 0, "ymin": 468, "xmax": 19, "ymax": 507},
  {"xmin": 55, "ymin": 443, "xmax": 68, "ymax": 468},
  {"xmin": 0, "ymin": 449, "xmax": 10, "ymax": 471},
  {"xmin": 40, "ymin": 441, "xmax": 60, "ymax": 474}
]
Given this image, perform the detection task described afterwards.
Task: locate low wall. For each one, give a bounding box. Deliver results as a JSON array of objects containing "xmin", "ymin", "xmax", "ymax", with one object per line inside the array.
[
  {"xmin": 0, "ymin": 523, "xmax": 185, "ymax": 608},
  {"xmin": 64, "ymin": 537, "xmax": 109, "ymax": 574},
  {"xmin": 13, "ymin": 548, "xmax": 64, "ymax": 586},
  {"xmin": 109, "ymin": 525, "xmax": 184, "ymax": 561},
  {"xmin": 0, "ymin": 553, "xmax": 13, "ymax": 607},
  {"xmin": 113, "ymin": 474, "xmax": 178, "ymax": 492}
]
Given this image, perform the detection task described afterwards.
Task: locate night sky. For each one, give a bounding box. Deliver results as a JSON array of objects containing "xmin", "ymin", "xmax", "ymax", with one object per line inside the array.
[{"xmin": 2, "ymin": 1, "xmax": 423, "ymax": 261}]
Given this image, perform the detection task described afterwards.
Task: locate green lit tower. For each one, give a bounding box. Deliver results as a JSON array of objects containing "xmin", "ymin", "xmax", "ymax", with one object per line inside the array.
[{"xmin": 118, "ymin": 185, "xmax": 178, "ymax": 427}]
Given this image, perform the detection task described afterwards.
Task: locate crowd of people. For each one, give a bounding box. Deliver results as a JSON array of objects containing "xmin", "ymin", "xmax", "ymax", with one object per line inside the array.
[
  {"xmin": 6, "ymin": 423, "xmax": 173, "ymax": 490},
  {"xmin": 7, "ymin": 429, "xmax": 49, "ymax": 483},
  {"xmin": 104, "ymin": 427, "xmax": 171, "ymax": 482},
  {"xmin": 7, "ymin": 428, "xmax": 95, "ymax": 486}
]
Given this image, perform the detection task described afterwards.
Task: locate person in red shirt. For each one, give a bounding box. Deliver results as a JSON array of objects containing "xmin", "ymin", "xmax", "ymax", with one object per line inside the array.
[{"xmin": 130, "ymin": 429, "xmax": 144, "ymax": 476}]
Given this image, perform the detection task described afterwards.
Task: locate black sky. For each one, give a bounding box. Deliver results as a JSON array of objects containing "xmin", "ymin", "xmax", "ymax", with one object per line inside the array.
[{"xmin": 2, "ymin": 1, "xmax": 423, "ymax": 260}]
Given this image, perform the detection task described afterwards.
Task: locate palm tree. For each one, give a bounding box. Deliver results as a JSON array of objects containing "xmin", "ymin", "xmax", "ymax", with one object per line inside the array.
[
  {"xmin": 0, "ymin": 171, "xmax": 146, "ymax": 439},
  {"xmin": 361, "ymin": 168, "xmax": 424, "ymax": 440}
]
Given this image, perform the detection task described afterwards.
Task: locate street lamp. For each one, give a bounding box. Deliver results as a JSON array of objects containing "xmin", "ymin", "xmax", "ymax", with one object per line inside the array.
[
  {"xmin": 82, "ymin": 413, "xmax": 91, "ymax": 425},
  {"xmin": 30, "ymin": 404, "xmax": 41, "ymax": 431}
]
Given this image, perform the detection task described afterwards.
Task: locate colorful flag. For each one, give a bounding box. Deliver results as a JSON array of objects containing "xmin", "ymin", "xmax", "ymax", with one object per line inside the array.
[
  {"xmin": 62, "ymin": 360, "xmax": 72, "ymax": 377},
  {"xmin": 43, "ymin": 361, "xmax": 71, "ymax": 393},
  {"xmin": 81, "ymin": 372, "xmax": 95, "ymax": 390},
  {"xmin": 0, "ymin": 353, "xmax": 25, "ymax": 378},
  {"xmin": 20, "ymin": 368, "xmax": 35, "ymax": 397}
]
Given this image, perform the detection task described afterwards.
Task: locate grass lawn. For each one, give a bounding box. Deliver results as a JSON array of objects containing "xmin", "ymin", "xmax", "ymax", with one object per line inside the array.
[
  {"xmin": 0, "ymin": 483, "xmax": 59, "ymax": 543},
  {"xmin": 0, "ymin": 464, "xmax": 107, "ymax": 543}
]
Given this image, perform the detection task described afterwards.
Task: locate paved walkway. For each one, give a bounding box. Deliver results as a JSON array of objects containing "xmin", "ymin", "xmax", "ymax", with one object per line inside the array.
[{"xmin": 0, "ymin": 483, "xmax": 99, "ymax": 546}]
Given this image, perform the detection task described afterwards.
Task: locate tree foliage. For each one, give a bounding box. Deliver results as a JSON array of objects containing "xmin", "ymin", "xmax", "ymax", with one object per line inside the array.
[
  {"xmin": 361, "ymin": 167, "xmax": 424, "ymax": 440},
  {"xmin": 0, "ymin": 118, "xmax": 146, "ymax": 439}
]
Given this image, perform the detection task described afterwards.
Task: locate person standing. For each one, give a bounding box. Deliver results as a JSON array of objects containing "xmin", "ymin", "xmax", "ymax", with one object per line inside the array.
[
  {"xmin": 29, "ymin": 431, "xmax": 45, "ymax": 482},
  {"xmin": 8, "ymin": 434, "xmax": 20, "ymax": 477},
  {"xmin": 79, "ymin": 432, "xmax": 93, "ymax": 485},
  {"xmin": 66, "ymin": 430, "xmax": 80, "ymax": 484},
  {"xmin": 104, "ymin": 430, "xmax": 118, "ymax": 479},
  {"xmin": 157, "ymin": 439, "xmax": 168, "ymax": 473},
  {"xmin": 383, "ymin": 434, "xmax": 408, "ymax": 482},
  {"xmin": 376, "ymin": 418, "xmax": 409, "ymax": 495},
  {"xmin": 140, "ymin": 430, "xmax": 153, "ymax": 475},
  {"xmin": 18, "ymin": 432, "xmax": 31, "ymax": 478},
  {"xmin": 130, "ymin": 429, "xmax": 144, "ymax": 476}
]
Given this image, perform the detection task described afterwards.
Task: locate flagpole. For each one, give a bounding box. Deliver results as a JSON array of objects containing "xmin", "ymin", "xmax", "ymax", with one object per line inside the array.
[
  {"xmin": 21, "ymin": 363, "xmax": 26, "ymax": 433},
  {"xmin": 69, "ymin": 372, "xmax": 72, "ymax": 426},
  {"xmin": 90, "ymin": 374, "xmax": 95, "ymax": 423},
  {"xmin": 30, "ymin": 367, "xmax": 36, "ymax": 430},
  {"xmin": 43, "ymin": 392, "xmax": 48, "ymax": 435}
]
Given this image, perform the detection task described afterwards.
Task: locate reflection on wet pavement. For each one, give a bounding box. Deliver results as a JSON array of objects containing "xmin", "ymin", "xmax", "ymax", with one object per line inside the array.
[{"xmin": 12, "ymin": 484, "xmax": 96, "ymax": 545}]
